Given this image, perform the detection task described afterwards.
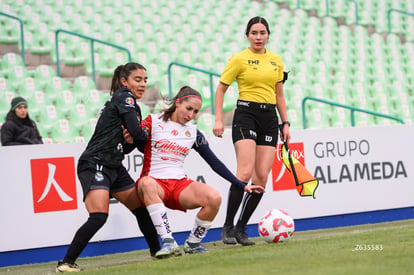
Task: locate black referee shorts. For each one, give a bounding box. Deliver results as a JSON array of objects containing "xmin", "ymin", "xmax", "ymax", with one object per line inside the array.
[
  {"xmin": 77, "ymin": 160, "xmax": 135, "ymax": 201},
  {"xmin": 232, "ymin": 100, "xmax": 279, "ymax": 147}
]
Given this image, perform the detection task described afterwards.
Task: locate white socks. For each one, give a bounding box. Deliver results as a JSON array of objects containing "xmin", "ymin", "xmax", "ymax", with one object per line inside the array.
[
  {"xmin": 147, "ymin": 203, "xmax": 213, "ymax": 244},
  {"xmin": 187, "ymin": 217, "xmax": 212, "ymax": 243},
  {"xmin": 147, "ymin": 203, "xmax": 173, "ymax": 240}
]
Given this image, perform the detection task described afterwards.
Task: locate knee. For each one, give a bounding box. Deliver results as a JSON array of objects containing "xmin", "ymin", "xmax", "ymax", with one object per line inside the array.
[
  {"xmin": 237, "ymin": 169, "xmax": 253, "ymax": 183},
  {"xmin": 208, "ymin": 191, "xmax": 222, "ymax": 209},
  {"xmin": 139, "ymin": 177, "xmax": 156, "ymax": 192},
  {"xmin": 89, "ymin": 212, "xmax": 108, "ymax": 228},
  {"xmin": 253, "ymin": 175, "xmax": 268, "ymax": 186}
]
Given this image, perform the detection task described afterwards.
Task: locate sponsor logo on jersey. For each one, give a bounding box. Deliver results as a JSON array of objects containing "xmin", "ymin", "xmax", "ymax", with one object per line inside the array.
[{"xmin": 154, "ymin": 139, "xmax": 190, "ymax": 156}]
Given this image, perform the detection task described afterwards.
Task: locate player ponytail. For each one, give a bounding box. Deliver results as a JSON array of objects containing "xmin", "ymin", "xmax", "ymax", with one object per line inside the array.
[
  {"xmin": 110, "ymin": 62, "xmax": 147, "ymax": 95},
  {"xmin": 161, "ymin": 86, "xmax": 201, "ymax": 122}
]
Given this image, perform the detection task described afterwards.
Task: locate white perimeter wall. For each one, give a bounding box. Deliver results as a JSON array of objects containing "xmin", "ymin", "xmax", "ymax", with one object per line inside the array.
[{"xmin": 0, "ymin": 125, "xmax": 413, "ymax": 252}]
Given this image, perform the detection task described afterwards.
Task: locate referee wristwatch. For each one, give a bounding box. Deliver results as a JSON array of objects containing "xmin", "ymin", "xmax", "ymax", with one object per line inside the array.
[{"xmin": 281, "ymin": 121, "xmax": 290, "ymax": 127}]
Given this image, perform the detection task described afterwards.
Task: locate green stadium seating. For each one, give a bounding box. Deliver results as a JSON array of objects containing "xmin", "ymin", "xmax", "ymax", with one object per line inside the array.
[
  {"xmin": 196, "ymin": 112, "xmax": 214, "ymax": 134},
  {"xmin": 1, "ymin": 0, "xmax": 413, "ymax": 139},
  {"xmin": 33, "ymin": 64, "xmax": 57, "ymax": 90}
]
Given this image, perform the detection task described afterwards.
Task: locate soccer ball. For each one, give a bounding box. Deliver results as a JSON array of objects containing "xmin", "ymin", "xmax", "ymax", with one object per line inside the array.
[{"xmin": 258, "ymin": 209, "xmax": 295, "ymax": 243}]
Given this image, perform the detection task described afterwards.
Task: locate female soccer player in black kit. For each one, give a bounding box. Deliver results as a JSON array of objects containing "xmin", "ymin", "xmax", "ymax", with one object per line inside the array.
[{"xmin": 56, "ymin": 62, "xmax": 160, "ymax": 272}]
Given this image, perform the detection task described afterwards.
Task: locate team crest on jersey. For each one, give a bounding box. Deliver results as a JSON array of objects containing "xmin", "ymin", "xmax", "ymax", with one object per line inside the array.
[
  {"xmin": 95, "ymin": 171, "xmax": 104, "ymax": 182},
  {"xmin": 143, "ymin": 126, "xmax": 150, "ymax": 133},
  {"xmin": 185, "ymin": 130, "xmax": 191, "ymax": 137},
  {"xmin": 125, "ymin": 97, "xmax": 134, "ymax": 107},
  {"xmin": 171, "ymin": 129, "xmax": 179, "ymax": 136}
]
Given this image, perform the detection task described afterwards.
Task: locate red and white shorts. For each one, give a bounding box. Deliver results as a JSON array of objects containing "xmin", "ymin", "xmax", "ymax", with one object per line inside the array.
[{"xmin": 137, "ymin": 177, "xmax": 194, "ymax": 211}]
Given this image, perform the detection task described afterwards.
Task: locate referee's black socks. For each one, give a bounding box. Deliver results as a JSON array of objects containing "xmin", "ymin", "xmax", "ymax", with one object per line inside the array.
[
  {"xmin": 131, "ymin": 207, "xmax": 161, "ymax": 256},
  {"xmin": 224, "ymin": 184, "xmax": 245, "ymax": 227},
  {"xmin": 236, "ymin": 191, "xmax": 264, "ymax": 230}
]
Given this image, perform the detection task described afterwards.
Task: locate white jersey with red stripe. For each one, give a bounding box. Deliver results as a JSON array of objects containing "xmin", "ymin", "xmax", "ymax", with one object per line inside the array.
[{"xmin": 140, "ymin": 113, "xmax": 197, "ymax": 179}]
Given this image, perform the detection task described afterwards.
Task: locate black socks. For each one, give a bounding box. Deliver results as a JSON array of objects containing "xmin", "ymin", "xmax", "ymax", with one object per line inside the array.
[
  {"xmin": 224, "ymin": 184, "xmax": 245, "ymax": 227},
  {"xmin": 236, "ymin": 191, "xmax": 263, "ymax": 230},
  {"xmin": 63, "ymin": 212, "xmax": 108, "ymax": 264}
]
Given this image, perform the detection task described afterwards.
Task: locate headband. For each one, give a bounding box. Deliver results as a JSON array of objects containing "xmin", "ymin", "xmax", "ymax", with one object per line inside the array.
[{"xmin": 177, "ymin": 94, "xmax": 202, "ymax": 101}]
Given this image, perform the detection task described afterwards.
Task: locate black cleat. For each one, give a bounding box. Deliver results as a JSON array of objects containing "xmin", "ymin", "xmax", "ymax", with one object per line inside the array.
[
  {"xmin": 234, "ymin": 227, "xmax": 255, "ymax": 246},
  {"xmin": 221, "ymin": 225, "xmax": 237, "ymax": 245}
]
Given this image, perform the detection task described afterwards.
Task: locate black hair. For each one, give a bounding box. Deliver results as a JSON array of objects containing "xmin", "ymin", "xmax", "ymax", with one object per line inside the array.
[
  {"xmin": 110, "ymin": 62, "xmax": 146, "ymax": 95},
  {"xmin": 245, "ymin": 16, "xmax": 270, "ymax": 35},
  {"xmin": 160, "ymin": 86, "xmax": 202, "ymax": 122}
]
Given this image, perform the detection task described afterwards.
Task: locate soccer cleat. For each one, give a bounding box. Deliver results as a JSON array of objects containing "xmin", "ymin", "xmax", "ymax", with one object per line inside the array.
[
  {"xmin": 56, "ymin": 261, "xmax": 82, "ymax": 272},
  {"xmin": 221, "ymin": 225, "xmax": 237, "ymax": 245},
  {"xmin": 155, "ymin": 238, "xmax": 182, "ymax": 259},
  {"xmin": 184, "ymin": 240, "xmax": 208, "ymax": 254},
  {"xmin": 234, "ymin": 227, "xmax": 255, "ymax": 246}
]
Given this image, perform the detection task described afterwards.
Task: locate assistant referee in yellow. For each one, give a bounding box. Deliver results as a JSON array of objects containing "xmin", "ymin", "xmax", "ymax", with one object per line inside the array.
[{"xmin": 213, "ymin": 16, "xmax": 291, "ymax": 246}]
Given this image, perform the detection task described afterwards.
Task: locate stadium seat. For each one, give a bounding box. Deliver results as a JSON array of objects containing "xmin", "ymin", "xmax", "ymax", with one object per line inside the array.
[
  {"xmin": 63, "ymin": 42, "xmax": 88, "ymax": 66},
  {"xmin": 196, "ymin": 113, "xmax": 214, "ymax": 134},
  {"xmin": 199, "ymin": 86, "xmax": 212, "ymax": 111},
  {"xmin": 1, "ymin": 0, "xmax": 412, "ymax": 131},
  {"xmin": 72, "ymin": 75, "xmax": 96, "ymax": 93},
  {"xmin": 0, "ymin": 18, "xmax": 20, "ymax": 45},
  {"xmin": 54, "ymin": 90, "xmax": 75, "ymax": 116},
  {"xmin": 45, "ymin": 76, "xmax": 71, "ymax": 94},
  {"xmin": 4, "ymin": 65, "xmax": 28, "ymax": 91},
  {"xmin": 0, "ymin": 91, "xmax": 14, "ymax": 113},
  {"xmin": 305, "ymin": 106, "xmax": 331, "ymax": 129},
  {"xmin": 15, "ymin": 77, "xmax": 40, "ymax": 97},
  {"xmin": 33, "ymin": 65, "xmax": 57, "ymax": 90},
  {"xmin": 0, "ymin": 77, "xmax": 9, "ymax": 92},
  {"xmin": 287, "ymin": 109, "xmax": 302, "ymax": 130},
  {"xmin": 51, "ymin": 119, "xmax": 80, "ymax": 143}
]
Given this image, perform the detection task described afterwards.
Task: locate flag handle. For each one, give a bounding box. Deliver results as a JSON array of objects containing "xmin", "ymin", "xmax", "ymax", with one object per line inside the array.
[{"xmin": 283, "ymin": 141, "xmax": 300, "ymax": 187}]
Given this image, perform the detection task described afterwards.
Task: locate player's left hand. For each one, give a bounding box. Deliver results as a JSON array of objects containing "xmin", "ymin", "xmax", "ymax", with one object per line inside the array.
[
  {"xmin": 122, "ymin": 126, "xmax": 133, "ymax": 144},
  {"xmin": 244, "ymin": 185, "xmax": 265, "ymax": 194}
]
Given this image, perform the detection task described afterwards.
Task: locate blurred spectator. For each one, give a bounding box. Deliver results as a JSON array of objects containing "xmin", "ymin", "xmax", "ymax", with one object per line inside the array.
[{"xmin": 1, "ymin": 96, "xmax": 43, "ymax": 146}]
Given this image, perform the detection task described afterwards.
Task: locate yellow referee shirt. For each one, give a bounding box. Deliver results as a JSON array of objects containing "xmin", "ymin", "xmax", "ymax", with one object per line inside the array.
[{"xmin": 220, "ymin": 48, "xmax": 284, "ymax": 104}]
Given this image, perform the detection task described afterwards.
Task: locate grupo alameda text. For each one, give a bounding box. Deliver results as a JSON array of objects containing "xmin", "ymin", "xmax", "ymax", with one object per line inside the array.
[{"xmin": 312, "ymin": 139, "xmax": 407, "ymax": 184}]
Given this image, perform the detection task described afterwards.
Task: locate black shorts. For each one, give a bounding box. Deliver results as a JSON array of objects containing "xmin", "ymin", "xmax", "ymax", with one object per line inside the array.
[
  {"xmin": 232, "ymin": 100, "xmax": 279, "ymax": 147},
  {"xmin": 77, "ymin": 160, "xmax": 135, "ymax": 201}
]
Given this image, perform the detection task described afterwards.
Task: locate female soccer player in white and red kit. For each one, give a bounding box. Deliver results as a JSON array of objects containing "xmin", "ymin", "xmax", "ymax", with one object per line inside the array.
[{"xmin": 135, "ymin": 86, "xmax": 264, "ymax": 258}]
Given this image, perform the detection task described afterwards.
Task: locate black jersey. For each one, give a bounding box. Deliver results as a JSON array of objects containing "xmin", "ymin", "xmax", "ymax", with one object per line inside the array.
[{"xmin": 79, "ymin": 87, "xmax": 143, "ymax": 168}]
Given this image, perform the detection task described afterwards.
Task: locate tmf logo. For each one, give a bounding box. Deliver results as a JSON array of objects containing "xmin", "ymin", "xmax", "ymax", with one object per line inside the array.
[
  {"xmin": 271, "ymin": 143, "xmax": 305, "ymax": 191},
  {"xmin": 31, "ymin": 157, "xmax": 78, "ymax": 213}
]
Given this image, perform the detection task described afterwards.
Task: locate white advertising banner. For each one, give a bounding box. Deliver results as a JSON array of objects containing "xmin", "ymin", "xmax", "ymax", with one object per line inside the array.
[{"xmin": 0, "ymin": 125, "xmax": 413, "ymax": 252}]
